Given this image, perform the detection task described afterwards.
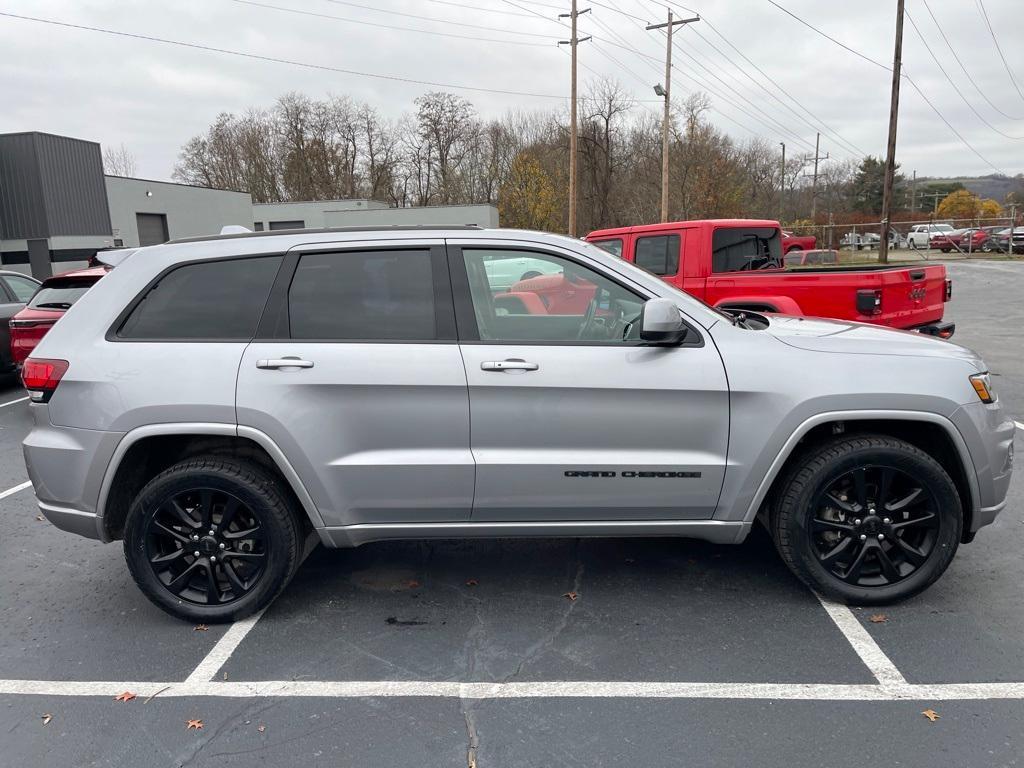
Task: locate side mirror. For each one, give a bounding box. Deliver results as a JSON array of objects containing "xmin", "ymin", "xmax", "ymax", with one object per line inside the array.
[{"xmin": 639, "ymin": 298, "xmax": 687, "ymax": 345}]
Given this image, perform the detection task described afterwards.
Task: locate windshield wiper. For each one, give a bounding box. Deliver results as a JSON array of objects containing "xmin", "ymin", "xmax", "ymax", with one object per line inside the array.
[{"xmin": 34, "ymin": 302, "xmax": 73, "ymax": 309}]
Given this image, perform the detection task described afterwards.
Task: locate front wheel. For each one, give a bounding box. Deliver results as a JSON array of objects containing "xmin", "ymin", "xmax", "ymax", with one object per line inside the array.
[
  {"xmin": 124, "ymin": 457, "xmax": 303, "ymax": 623},
  {"xmin": 771, "ymin": 435, "xmax": 961, "ymax": 605}
]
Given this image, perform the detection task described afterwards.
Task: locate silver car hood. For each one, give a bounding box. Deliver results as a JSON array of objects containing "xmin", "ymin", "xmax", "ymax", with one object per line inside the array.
[{"xmin": 766, "ymin": 315, "xmax": 985, "ymax": 370}]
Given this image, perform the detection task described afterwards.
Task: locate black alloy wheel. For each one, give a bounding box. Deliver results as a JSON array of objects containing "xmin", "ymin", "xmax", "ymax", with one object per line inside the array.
[
  {"xmin": 809, "ymin": 465, "xmax": 939, "ymax": 587},
  {"xmin": 145, "ymin": 488, "xmax": 267, "ymax": 606},
  {"xmin": 124, "ymin": 457, "xmax": 302, "ymax": 622},
  {"xmin": 773, "ymin": 435, "xmax": 962, "ymax": 605}
]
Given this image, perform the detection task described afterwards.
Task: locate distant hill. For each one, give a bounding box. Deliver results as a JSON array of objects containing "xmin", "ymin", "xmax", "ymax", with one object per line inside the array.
[{"xmin": 916, "ymin": 174, "xmax": 1024, "ymax": 202}]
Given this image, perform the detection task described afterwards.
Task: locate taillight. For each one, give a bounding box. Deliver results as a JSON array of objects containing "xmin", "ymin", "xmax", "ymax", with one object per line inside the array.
[
  {"xmin": 21, "ymin": 358, "xmax": 69, "ymax": 403},
  {"xmin": 944, "ymin": 279, "xmax": 953, "ymax": 301},
  {"xmin": 856, "ymin": 288, "xmax": 882, "ymax": 316}
]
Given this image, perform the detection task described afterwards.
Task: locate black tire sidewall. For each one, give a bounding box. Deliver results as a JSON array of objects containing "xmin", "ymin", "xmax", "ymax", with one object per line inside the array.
[
  {"xmin": 780, "ymin": 440, "xmax": 962, "ymax": 605},
  {"xmin": 124, "ymin": 460, "xmax": 298, "ymax": 623}
]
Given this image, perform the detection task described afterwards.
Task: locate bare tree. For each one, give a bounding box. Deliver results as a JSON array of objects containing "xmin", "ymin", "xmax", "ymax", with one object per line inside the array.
[{"xmin": 103, "ymin": 143, "xmax": 137, "ymax": 177}]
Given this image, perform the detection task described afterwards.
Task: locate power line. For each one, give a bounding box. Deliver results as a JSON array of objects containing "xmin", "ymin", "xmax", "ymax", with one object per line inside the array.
[
  {"xmin": 919, "ymin": 0, "xmax": 1024, "ymax": 121},
  {"xmin": 319, "ymin": 0, "xmax": 552, "ymax": 35},
  {"xmin": 974, "ymin": 0, "xmax": 1024, "ymax": 104},
  {"xmin": 232, "ymin": 0, "xmax": 553, "ymax": 46},
  {"xmin": 904, "ymin": 8, "xmax": 1024, "ymax": 140},
  {"xmin": 765, "ymin": 0, "xmax": 889, "ymax": 71},
  {"xmin": 763, "ymin": 0, "xmax": 1007, "ymax": 174},
  {"xmin": 417, "ymin": 0, "xmax": 544, "ymax": 18},
  {"xmin": 0, "ymin": 10, "xmax": 568, "ymax": 99},
  {"xmin": 696, "ymin": 17, "xmax": 868, "ymax": 158}
]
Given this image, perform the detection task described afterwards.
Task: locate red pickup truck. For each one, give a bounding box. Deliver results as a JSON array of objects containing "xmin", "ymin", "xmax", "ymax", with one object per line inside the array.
[{"xmin": 586, "ymin": 219, "xmax": 954, "ymax": 336}]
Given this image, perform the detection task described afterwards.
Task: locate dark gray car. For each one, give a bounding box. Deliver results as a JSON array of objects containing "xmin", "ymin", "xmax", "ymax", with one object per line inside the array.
[{"xmin": 0, "ymin": 270, "xmax": 41, "ymax": 372}]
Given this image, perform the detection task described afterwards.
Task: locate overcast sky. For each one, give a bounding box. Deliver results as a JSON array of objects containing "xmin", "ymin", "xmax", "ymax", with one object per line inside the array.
[{"xmin": 2, "ymin": 0, "xmax": 1022, "ymax": 181}]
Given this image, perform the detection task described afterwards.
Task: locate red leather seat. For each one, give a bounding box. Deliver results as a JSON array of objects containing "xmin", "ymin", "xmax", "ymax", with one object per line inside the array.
[{"xmin": 510, "ymin": 274, "xmax": 596, "ymax": 315}]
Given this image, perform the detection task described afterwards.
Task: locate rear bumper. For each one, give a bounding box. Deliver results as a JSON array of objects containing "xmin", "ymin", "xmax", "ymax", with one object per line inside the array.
[
  {"xmin": 914, "ymin": 320, "xmax": 956, "ymax": 338},
  {"xmin": 37, "ymin": 500, "xmax": 102, "ymax": 540}
]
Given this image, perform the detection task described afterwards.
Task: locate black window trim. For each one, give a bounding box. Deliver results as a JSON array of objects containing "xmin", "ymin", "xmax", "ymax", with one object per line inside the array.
[
  {"xmin": 106, "ymin": 252, "xmax": 287, "ymax": 343},
  {"xmin": 254, "ymin": 243, "xmax": 458, "ymax": 344},
  {"xmin": 446, "ymin": 243, "xmax": 703, "ymax": 348}
]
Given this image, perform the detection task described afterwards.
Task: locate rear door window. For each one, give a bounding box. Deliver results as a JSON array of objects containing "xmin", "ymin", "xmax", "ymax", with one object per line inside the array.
[
  {"xmin": 634, "ymin": 234, "xmax": 680, "ymax": 276},
  {"xmin": 287, "ymin": 250, "xmax": 438, "ymax": 340},
  {"xmin": 711, "ymin": 228, "xmax": 782, "ymax": 272},
  {"xmin": 118, "ymin": 256, "xmax": 282, "ymax": 339}
]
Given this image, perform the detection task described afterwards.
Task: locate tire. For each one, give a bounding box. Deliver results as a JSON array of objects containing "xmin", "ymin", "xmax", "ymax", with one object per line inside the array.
[
  {"xmin": 124, "ymin": 456, "xmax": 303, "ymax": 623},
  {"xmin": 910, "ymin": 240, "xmax": 918, "ymax": 250},
  {"xmin": 771, "ymin": 435, "xmax": 962, "ymax": 605}
]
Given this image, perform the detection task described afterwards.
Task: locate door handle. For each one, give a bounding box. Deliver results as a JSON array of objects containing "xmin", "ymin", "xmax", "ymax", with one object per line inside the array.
[
  {"xmin": 256, "ymin": 357, "xmax": 314, "ymax": 370},
  {"xmin": 480, "ymin": 359, "xmax": 539, "ymax": 372}
]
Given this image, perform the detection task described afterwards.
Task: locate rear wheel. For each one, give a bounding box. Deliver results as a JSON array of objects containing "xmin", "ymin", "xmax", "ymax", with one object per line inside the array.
[
  {"xmin": 772, "ymin": 435, "xmax": 961, "ymax": 605},
  {"xmin": 124, "ymin": 456, "xmax": 302, "ymax": 623}
]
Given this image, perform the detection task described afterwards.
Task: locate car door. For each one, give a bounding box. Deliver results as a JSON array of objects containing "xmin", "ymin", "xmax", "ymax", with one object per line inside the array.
[
  {"xmin": 235, "ymin": 240, "xmax": 474, "ymax": 529},
  {"xmin": 449, "ymin": 239, "xmax": 730, "ymax": 522}
]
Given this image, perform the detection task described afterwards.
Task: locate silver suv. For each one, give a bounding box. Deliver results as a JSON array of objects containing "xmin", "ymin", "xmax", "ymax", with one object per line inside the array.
[{"xmin": 22, "ymin": 227, "xmax": 1015, "ymax": 622}]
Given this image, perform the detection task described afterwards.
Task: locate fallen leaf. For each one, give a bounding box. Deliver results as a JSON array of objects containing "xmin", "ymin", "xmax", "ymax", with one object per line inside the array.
[
  {"xmin": 36, "ymin": 514, "xmax": 45, "ymax": 522},
  {"xmin": 41, "ymin": 713, "xmax": 52, "ymax": 726},
  {"xmin": 222, "ymin": 672, "xmax": 228, "ymax": 681},
  {"xmin": 624, "ymin": 558, "xmax": 635, "ymax": 564},
  {"xmin": 257, "ymin": 724, "xmax": 266, "ymax": 733},
  {"xmin": 404, "ymin": 579, "xmax": 421, "ymax": 589},
  {"xmin": 186, "ymin": 718, "xmax": 204, "ymax": 730},
  {"xmin": 563, "ymin": 591, "xmax": 579, "ymax": 601},
  {"xmin": 193, "ymin": 624, "xmax": 208, "ymax": 632},
  {"xmin": 922, "ymin": 709, "xmax": 940, "ymax": 722},
  {"xmin": 465, "ymin": 578, "xmax": 479, "ymax": 587},
  {"xmin": 869, "ymin": 614, "xmax": 888, "ymax": 624},
  {"xmin": 114, "ymin": 691, "xmax": 136, "ymax": 703}
]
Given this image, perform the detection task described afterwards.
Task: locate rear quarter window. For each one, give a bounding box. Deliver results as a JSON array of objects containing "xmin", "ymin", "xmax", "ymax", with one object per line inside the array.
[
  {"xmin": 591, "ymin": 239, "xmax": 623, "ymax": 258},
  {"xmin": 634, "ymin": 234, "xmax": 681, "ymax": 276},
  {"xmin": 117, "ymin": 256, "xmax": 282, "ymax": 340}
]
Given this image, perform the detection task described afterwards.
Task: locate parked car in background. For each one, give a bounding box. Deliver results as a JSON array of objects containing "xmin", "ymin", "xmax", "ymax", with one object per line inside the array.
[
  {"xmin": 838, "ymin": 229, "xmax": 903, "ymax": 251},
  {"xmin": 0, "ymin": 271, "xmax": 42, "ymax": 373},
  {"xmin": 588, "ymin": 219, "xmax": 954, "ymax": 336},
  {"xmin": 9, "ymin": 267, "xmax": 107, "ymax": 366},
  {"xmin": 783, "ymin": 248, "xmax": 839, "ymax": 267},
  {"xmin": 990, "ymin": 227, "xmax": 1024, "ymax": 254},
  {"xmin": 780, "ymin": 231, "xmax": 816, "ymax": 253},
  {"xmin": 928, "ymin": 229, "xmax": 970, "ymax": 253},
  {"xmin": 907, "ymin": 223, "xmax": 955, "ymax": 249}
]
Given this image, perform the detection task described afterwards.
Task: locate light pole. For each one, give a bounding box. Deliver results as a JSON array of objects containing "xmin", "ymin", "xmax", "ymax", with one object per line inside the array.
[
  {"xmin": 646, "ymin": 10, "xmax": 699, "ymax": 223},
  {"xmin": 778, "ymin": 142, "xmax": 786, "ymax": 223}
]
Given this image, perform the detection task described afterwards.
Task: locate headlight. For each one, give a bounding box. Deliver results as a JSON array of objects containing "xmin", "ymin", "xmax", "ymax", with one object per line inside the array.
[{"xmin": 970, "ymin": 373, "xmax": 995, "ymax": 403}]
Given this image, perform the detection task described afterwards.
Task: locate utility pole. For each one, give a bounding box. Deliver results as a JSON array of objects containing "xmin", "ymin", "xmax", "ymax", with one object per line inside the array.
[
  {"xmin": 778, "ymin": 142, "xmax": 786, "ymax": 223},
  {"xmin": 910, "ymin": 169, "xmax": 917, "ymax": 213},
  {"xmin": 809, "ymin": 132, "xmax": 829, "ymax": 222},
  {"xmin": 646, "ymin": 10, "xmax": 699, "ymax": 223},
  {"xmin": 559, "ymin": 1, "xmax": 590, "ymax": 237},
  {"xmin": 879, "ymin": 0, "xmax": 905, "ymax": 264}
]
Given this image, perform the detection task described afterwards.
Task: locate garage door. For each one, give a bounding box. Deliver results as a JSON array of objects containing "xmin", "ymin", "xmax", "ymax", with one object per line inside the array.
[
  {"xmin": 136, "ymin": 213, "xmax": 169, "ymax": 246},
  {"xmin": 269, "ymin": 220, "xmax": 305, "ymax": 231}
]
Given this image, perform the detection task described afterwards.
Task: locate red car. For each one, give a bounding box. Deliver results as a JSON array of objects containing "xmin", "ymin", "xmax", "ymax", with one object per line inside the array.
[
  {"xmin": 8, "ymin": 266, "xmax": 108, "ymax": 365},
  {"xmin": 587, "ymin": 219, "xmax": 954, "ymax": 336},
  {"xmin": 780, "ymin": 230, "xmax": 817, "ymax": 253}
]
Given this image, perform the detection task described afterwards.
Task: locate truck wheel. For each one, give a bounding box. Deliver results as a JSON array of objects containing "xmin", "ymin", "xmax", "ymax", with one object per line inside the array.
[
  {"xmin": 772, "ymin": 435, "xmax": 961, "ymax": 605},
  {"xmin": 123, "ymin": 456, "xmax": 302, "ymax": 623}
]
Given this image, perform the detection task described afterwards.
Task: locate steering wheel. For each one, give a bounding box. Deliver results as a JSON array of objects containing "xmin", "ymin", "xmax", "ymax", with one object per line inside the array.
[{"xmin": 576, "ymin": 294, "xmax": 600, "ymax": 340}]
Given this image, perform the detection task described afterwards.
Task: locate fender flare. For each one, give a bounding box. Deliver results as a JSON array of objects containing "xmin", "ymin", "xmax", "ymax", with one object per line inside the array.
[
  {"xmin": 741, "ymin": 409, "xmax": 980, "ymax": 523},
  {"xmin": 95, "ymin": 422, "xmax": 325, "ymax": 541},
  {"xmin": 714, "ymin": 295, "xmax": 802, "ymax": 315}
]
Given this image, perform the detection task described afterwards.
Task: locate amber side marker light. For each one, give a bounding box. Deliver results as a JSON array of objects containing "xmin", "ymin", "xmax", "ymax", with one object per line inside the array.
[{"xmin": 970, "ymin": 373, "xmax": 995, "ymax": 404}]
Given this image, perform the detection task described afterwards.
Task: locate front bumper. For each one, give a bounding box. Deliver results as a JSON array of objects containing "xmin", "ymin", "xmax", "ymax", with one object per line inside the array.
[
  {"xmin": 916, "ymin": 320, "xmax": 956, "ymax": 339},
  {"xmin": 37, "ymin": 500, "xmax": 102, "ymax": 540},
  {"xmin": 950, "ymin": 401, "xmax": 1015, "ymax": 536}
]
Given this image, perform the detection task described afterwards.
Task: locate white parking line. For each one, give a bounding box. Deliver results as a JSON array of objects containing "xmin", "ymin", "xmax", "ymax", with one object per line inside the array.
[
  {"xmin": 184, "ymin": 608, "xmax": 267, "ymax": 683},
  {"xmin": 0, "ymin": 395, "xmax": 28, "ymax": 409},
  {"xmin": 814, "ymin": 594, "xmax": 907, "ymax": 688},
  {"xmin": 1014, "ymin": 421, "xmax": 1023, "ymax": 432},
  {"xmin": 0, "ymin": 480, "xmax": 31, "ymax": 500},
  {"xmin": 2, "ymin": 678, "xmax": 1024, "ymax": 701}
]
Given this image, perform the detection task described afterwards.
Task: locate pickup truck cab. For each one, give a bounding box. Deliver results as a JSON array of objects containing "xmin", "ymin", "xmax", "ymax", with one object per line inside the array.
[{"xmin": 587, "ymin": 219, "xmax": 954, "ymax": 336}]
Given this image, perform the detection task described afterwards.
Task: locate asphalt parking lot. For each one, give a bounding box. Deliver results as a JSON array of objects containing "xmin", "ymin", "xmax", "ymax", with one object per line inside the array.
[{"xmin": 1, "ymin": 260, "xmax": 1022, "ymax": 767}]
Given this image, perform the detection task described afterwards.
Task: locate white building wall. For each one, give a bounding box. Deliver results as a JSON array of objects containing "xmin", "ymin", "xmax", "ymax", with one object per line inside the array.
[
  {"xmin": 253, "ymin": 199, "xmax": 388, "ymax": 231},
  {"xmin": 324, "ymin": 204, "xmax": 499, "ymax": 228},
  {"xmin": 105, "ymin": 176, "xmax": 253, "ymax": 247}
]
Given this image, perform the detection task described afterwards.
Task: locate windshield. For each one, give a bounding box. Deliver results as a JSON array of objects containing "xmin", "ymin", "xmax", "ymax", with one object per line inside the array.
[{"xmin": 27, "ymin": 278, "xmax": 99, "ymax": 310}]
